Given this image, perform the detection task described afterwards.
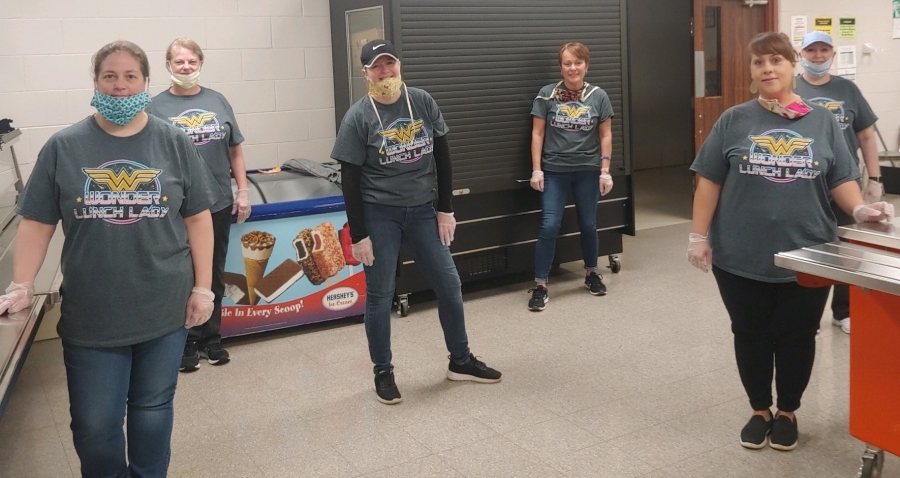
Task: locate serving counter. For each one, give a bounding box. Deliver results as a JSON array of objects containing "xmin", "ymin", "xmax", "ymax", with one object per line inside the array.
[{"xmin": 775, "ymin": 218, "xmax": 900, "ymax": 478}]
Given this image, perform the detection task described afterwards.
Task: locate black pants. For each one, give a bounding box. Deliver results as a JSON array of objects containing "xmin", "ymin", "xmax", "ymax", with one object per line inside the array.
[
  {"xmin": 830, "ymin": 201, "xmax": 855, "ymax": 321},
  {"xmin": 188, "ymin": 206, "xmax": 232, "ymax": 346},
  {"xmin": 713, "ymin": 266, "xmax": 829, "ymax": 412}
]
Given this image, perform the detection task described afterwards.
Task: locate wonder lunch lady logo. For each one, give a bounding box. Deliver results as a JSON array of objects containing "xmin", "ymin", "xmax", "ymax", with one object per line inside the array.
[
  {"xmin": 740, "ymin": 129, "xmax": 820, "ymax": 184},
  {"xmin": 551, "ymin": 102, "xmax": 595, "ymax": 132},
  {"xmin": 74, "ymin": 160, "xmax": 169, "ymax": 224},
  {"xmin": 377, "ymin": 118, "xmax": 432, "ymax": 166},
  {"xmin": 808, "ymin": 97, "xmax": 850, "ymax": 130}
]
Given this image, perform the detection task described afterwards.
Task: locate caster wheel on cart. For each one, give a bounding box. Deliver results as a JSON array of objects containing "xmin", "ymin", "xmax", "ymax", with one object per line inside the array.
[
  {"xmin": 397, "ymin": 296, "xmax": 410, "ymax": 317},
  {"xmin": 607, "ymin": 255, "xmax": 621, "ymax": 274},
  {"xmin": 857, "ymin": 448, "xmax": 884, "ymax": 478}
]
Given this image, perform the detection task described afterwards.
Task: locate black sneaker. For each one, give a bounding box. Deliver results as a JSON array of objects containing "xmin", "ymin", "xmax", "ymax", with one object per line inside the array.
[
  {"xmin": 374, "ymin": 370, "xmax": 402, "ymax": 405},
  {"xmin": 201, "ymin": 342, "xmax": 230, "ymax": 365},
  {"xmin": 447, "ymin": 354, "xmax": 502, "ymax": 383},
  {"xmin": 585, "ymin": 272, "xmax": 607, "ymax": 296},
  {"xmin": 180, "ymin": 342, "xmax": 200, "ymax": 372},
  {"xmin": 740, "ymin": 413, "xmax": 772, "ymax": 449},
  {"xmin": 769, "ymin": 414, "xmax": 798, "ymax": 451},
  {"xmin": 528, "ymin": 286, "xmax": 548, "ymax": 311}
]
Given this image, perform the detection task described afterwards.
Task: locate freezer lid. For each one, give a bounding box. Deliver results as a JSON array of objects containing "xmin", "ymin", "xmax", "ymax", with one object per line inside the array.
[{"xmin": 231, "ymin": 169, "xmax": 342, "ymax": 205}]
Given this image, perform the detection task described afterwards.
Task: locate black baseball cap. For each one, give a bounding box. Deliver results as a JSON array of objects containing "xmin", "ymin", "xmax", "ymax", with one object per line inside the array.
[{"xmin": 360, "ymin": 39, "xmax": 399, "ymax": 68}]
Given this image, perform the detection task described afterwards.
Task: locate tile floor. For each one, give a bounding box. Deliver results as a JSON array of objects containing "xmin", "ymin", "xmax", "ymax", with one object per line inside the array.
[{"xmin": 1, "ymin": 167, "xmax": 899, "ymax": 477}]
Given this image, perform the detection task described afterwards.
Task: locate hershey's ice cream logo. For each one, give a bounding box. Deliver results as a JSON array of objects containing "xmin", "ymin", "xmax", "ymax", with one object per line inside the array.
[{"xmin": 323, "ymin": 287, "xmax": 359, "ymax": 311}]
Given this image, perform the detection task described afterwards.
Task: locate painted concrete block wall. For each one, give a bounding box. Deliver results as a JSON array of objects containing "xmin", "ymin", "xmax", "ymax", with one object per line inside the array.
[
  {"xmin": 780, "ymin": 0, "xmax": 900, "ymax": 151},
  {"xmin": 0, "ymin": 0, "xmax": 336, "ymax": 182}
]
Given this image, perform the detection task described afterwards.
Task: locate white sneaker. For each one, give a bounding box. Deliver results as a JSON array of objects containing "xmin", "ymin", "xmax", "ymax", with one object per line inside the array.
[{"xmin": 832, "ymin": 317, "xmax": 850, "ymax": 334}]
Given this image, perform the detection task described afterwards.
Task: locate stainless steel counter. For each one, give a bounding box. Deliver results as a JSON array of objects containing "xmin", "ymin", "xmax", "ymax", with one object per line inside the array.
[{"xmin": 775, "ymin": 217, "xmax": 900, "ymax": 295}]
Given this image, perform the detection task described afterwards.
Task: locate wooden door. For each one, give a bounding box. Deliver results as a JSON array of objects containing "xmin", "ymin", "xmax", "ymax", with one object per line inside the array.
[{"xmin": 693, "ymin": 0, "xmax": 773, "ymax": 153}]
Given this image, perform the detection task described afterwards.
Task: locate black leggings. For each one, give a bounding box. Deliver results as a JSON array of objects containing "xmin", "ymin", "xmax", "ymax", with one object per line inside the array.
[
  {"xmin": 712, "ymin": 266, "xmax": 829, "ymax": 412},
  {"xmin": 188, "ymin": 206, "xmax": 232, "ymax": 346}
]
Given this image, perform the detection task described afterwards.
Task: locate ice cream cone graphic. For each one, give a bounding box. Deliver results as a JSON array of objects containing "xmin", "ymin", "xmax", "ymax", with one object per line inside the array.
[{"xmin": 241, "ymin": 231, "xmax": 275, "ymax": 305}]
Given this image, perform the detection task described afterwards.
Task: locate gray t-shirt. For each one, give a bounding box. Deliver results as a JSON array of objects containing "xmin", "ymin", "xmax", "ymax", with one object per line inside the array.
[
  {"xmin": 147, "ymin": 87, "xmax": 243, "ymax": 213},
  {"xmin": 16, "ymin": 115, "xmax": 220, "ymax": 347},
  {"xmin": 795, "ymin": 75, "xmax": 878, "ymax": 164},
  {"xmin": 531, "ymin": 83, "xmax": 614, "ymax": 172},
  {"xmin": 331, "ymin": 87, "xmax": 450, "ymax": 207},
  {"xmin": 690, "ymin": 100, "xmax": 859, "ymax": 283}
]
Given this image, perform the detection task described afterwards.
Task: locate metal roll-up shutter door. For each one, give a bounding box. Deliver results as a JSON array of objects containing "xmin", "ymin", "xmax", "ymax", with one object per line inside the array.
[{"xmin": 396, "ymin": 0, "xmax": 630, "ymax": 194}]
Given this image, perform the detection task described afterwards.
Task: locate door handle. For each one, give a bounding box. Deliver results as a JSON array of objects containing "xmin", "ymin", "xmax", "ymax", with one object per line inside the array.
[{"xmin": 694, "ymin": 51, "xmax": 705, "ymax": 98}]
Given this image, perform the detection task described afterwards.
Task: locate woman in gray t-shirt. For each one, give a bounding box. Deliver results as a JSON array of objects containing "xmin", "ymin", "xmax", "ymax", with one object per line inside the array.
[
  {"xmin": 527, "ymin": 42, "xmax": 615, "ymax": 312},
  {"xmin": 795, "ymin": 31, "xmax": 882, "ymax": 335},
  {"xmin": 688, "ymin": 33, "xmax": 893, "ymax": 452},
  {"xmin": 0, "ymin": 41, "xmax": 219, "ymax": 477}
]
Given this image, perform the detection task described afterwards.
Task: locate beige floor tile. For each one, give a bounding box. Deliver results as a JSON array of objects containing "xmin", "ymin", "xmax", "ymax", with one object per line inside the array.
[
  {"xmin": 255, "ymin": 445, "xmax": 359, "ymax": 478},
  {"xmin": 403, "ymin": 413, "xmax": 498, "ymax": 454},
  {"xmin": 359, "ymin": 454, "xmax": 464, "ymax": 478},
  {"xmin": 542, "ymin": 441, "xmax": 656, "ymax": 478},
  {"xmin": 504, "ymin": 417, "xmax": 602, "ymax": 461},
  {"xmin": 168, "ymin": 438, "xmax": 264, "ymax": 478},
  {"xmin": 437, "ymin": 436, "xmax": 566, "ymax": 478},
  {"xmin": 567, "ymin": 398, "xmax": 663, "ymax": 442},
  {"xmin": 611, "ymin": 423, "xmax": 719, "ymax": 469},
  {"xmin": 465, "ymin": 394, "xmax": 559, "ymax": 434},
  {"xmin": 0, "ymin": 381, "xmax": 55, "ymax": 433},
  {"xmin": 0, "ymin": 425, "xmax": 73, "ymax": 478},
  {"xmin": 331, "ymin": 428, "xmax": 431, "ymax": 475}
]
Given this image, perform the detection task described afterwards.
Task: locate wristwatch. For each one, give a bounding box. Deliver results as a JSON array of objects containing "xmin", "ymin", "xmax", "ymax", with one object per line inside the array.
[{"xmin": 870, "ymin": 176, "xmax": 883, "ymax": 183}]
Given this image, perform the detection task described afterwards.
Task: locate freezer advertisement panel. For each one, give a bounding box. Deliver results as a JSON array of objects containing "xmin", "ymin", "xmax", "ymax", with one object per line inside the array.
[{"xmin": 221, "ymin": 211, "xmax": 365, "ymax": 337}]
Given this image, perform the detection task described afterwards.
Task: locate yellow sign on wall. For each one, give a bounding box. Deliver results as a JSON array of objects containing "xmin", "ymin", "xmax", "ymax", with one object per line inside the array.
[
  {"xmin": 839, "ymin": 18, "xmax": 857, "ymax": 39},
  {"xmin": 814, "ymin": 17, "xmax": 833, "ymax": 36}
]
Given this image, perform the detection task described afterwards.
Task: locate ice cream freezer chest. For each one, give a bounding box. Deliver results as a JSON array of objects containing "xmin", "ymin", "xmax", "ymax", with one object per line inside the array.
[
  {"xmin": 220, "ymin": 170, "xmax": 364, "ymax": 338},
  {"xmin": 775, "ymin": 218, "xmax": 900, "ymax": 477}
]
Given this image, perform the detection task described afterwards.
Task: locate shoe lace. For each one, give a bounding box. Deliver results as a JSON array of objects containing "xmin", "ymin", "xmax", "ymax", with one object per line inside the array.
[
  {"xmin": 377, "ymin": 371, "xmax": 396, "ymax": 388},
  {"xmin": 206, "ymin": 343, "xmax": 224, "ymax": 353},
  {"xmin": 528, "ymin": 287, "xmax": 546, "ymax": 298},
  {"xmin": 587, "ymin": 272, "xmax": 603, "ymax": 285}
]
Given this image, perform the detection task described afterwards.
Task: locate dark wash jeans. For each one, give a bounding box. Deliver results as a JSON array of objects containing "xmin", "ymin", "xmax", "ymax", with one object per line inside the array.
[
  {"xmin": 63, "ymin": 326, "xmax": 187, "ymax": 478},
  {"xmin": 712, "ymin": 266, "xmax": 828, "ymax": 412},
  {"xmin": 362, "ymin": 203, "xmax": 470, "ymax": 373},
  {"xmin": 534, "ymin": 170, "xmax": 601, "ymax": 283}
]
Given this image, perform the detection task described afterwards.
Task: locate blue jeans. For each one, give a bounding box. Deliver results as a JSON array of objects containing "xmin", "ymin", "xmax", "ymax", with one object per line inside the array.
[
  {"xmin": 363, "ymin": 203, "xmax": 470, "ymax": 373},
  {"xmin": 63, "ymin": 327, "xmax": 188, "ymax": 478},
  {"xmin": 534, "ymin": 170, "xmax": 600, "ymax": 283}
]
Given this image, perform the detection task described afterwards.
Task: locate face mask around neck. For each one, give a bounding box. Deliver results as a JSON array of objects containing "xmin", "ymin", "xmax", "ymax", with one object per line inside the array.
[{"xmin": 169, "ymin": 67, "xmax": 201, "ymax": 89}]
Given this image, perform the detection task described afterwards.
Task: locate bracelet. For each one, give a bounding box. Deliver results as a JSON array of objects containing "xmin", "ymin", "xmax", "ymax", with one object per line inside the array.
[
  {"xmin": 237, "ymin": 188, "xmax": 250, "ymax": 191},
  {"xmin": 601, "ymin": 168, "xmax": 610, "ymax": 173},
  {"xmin": 600, "ymin": 156, "xmax": 611, "ymax": 160},
  {"xmin": 870, "ymin": 176, "xmax": 883, "ymax": 183}
]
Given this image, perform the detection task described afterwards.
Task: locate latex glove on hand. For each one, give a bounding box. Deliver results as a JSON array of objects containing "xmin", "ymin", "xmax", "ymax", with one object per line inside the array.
[
  {"xmin": 352, "ymin": 237, "xmax": 375, "ymax": 266},
  {"xmin": 232, "ymin": 189, "xmax": 252, "ymax": 224},
  {"xmin": 0, "ymin": 282, "xmax": 34, "ymax": 315},
  {"xmin": 437, "ymin": 212, "xmax": 456, "ymax": 246},
  {"xmin": 185, "ymin": 287, "xmax": 215, "ymax": 329},
  {"xmin": 863, "ymin": 180, "xmax": 884, "ymax": 204},
  {"xmin": 686, "ymin": 233, "xmax": 712, "ymax": 273},
  {"xmin": 530, "ymin": 171, "xmax": 544, "ymax": 192},
  {"xmin": 600, "ymin": 173, "xmax": 614, "ymax": 196},
  {"xmin": 853, "ymin": 202, "xmax": 895, "ymax": 223}
]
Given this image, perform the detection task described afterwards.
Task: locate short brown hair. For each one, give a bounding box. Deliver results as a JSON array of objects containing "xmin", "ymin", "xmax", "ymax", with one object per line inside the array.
[
  {"xmin": 92, "ymin": 40, "xmax": 150, "ymax": 81},
  {"xmin": 748, "ymin": 32, "xmax": 797, "ymax": 63},
  {"xmin": 558, "ymin": 42, "xmax": 590, "ymax": 66},
  {"xmin": 166, "ymin": 38, "xmax": 205, "ymax": 63}
]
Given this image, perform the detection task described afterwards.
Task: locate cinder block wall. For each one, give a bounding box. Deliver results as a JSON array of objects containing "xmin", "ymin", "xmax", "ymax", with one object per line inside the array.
[{"xmin": 0, "ymin": 0, "xmax": 336, "ymax": 179}]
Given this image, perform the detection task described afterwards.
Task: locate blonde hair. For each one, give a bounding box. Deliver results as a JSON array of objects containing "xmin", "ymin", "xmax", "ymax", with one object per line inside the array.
[
  {"xmin": 165, "ymin": 38, "xmax": 204, "ymax": 63},
  {"xmin": 92, "ymin": 40, "xmax": 150, "ymax": 81}
]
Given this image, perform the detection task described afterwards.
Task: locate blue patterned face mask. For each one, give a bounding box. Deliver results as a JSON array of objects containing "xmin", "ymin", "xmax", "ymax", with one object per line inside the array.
[{"xmin": 90, "ymin": 90, "xmax": 151, "ymax": 126}]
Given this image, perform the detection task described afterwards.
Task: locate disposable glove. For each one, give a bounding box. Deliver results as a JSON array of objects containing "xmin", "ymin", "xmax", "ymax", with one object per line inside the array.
[
  {"xmin": 185, "ymin": 287, "xmax": 215, "ymax": 328},
  {"xmin": 530, "ymin": 171, "xmax": 544, "ymax": 192},
  {"xmin": 352, "ymin": 237, "xmax": 375, "ymax": 267},
  {"xmin": 0, "ymin": 282, "xmax": 34, "ymax": 315},
  {"xmin": 600, "ymin": 173, "xmax": 614, "ymax": 196},
  {"xmin": 863, "ymin": 180, "xmax": 884, "ymax": 204},
  {"xmin": 437, "ymin": 212, "xmax": 456, "ymax": 246},
  {"xmin": 686, "ymin": 233, "xmax": 712, "ymax": 273},
  {"xmin": 232, "ymin": 189, "xmax": 252, "ymax": 224},
  {"xmin": 852, "ymin": 202, "xmax": 895, "ymax": 223}
]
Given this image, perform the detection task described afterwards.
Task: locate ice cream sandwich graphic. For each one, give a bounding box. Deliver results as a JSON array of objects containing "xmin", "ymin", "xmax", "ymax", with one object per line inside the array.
[
  {"xmin": 311, "ymin": 222, "xmax": 345, "ymax": 279},
  {"xmin": 223, "ymin": 272, "xmax": 250, "ymax": 306},
  {"xmin": 241, "ymin": 231, "xmax": 275, "ymax": 305},
  {"xmin": 293, "ymin": 229, "xmax": 326, "ymax": 285},
  {"xmin": 254, "ymin": 259, "xmax": 304, "ymax": 303}
]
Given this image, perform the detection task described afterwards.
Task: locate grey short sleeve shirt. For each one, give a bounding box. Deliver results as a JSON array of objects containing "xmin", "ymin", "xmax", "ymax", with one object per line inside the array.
[
  {"xmin": 795, "ymin": 75, "xmax": 878, "ymax": 164},
  {"xmin": 531, "ymin": 82, "xmax": 614, "ymax": 172},
  {"xmin": 147, "ymin": 87, "xmax": 242, "ymax": 212},
  {"xmin": 16, "ymin": 115, "xmax": 220, "ymax": 347},
  {"xmin": 331, "ymin": 87, "xmax": 449, "ymax": 207},
  {"xmin": 690, "ymin": 100, "xmax": 859, "ymax": 283}
]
